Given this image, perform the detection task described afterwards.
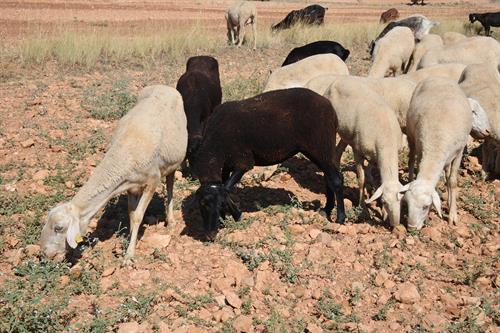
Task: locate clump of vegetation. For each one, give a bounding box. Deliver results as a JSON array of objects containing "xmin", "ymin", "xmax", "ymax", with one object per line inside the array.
[{"xmin": 82, "ymin": 79, "xmax": 137, "ymax": 120}]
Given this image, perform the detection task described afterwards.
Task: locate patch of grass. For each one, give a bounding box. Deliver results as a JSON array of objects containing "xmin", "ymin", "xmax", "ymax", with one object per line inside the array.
[
  {"xmin": 316, "ymin": 297, "xmax": 344, "ymax": 321},
  {"xmin": 372, "ymin": 298, "xmax": 395, "ymax": 321},
  {"xmin": 82, "ymin": 80, "xmax": 137, "ymax": 121},
  {"xmin": 222, "ymin": 76, "xmax": 264, "ymax": 102},
  {"xmin": 222, "ymin": 216, "xmax": 256, "ymax": 232},
  {"xmin": 268, "ymin": 247, "xmax": 300, "ymax": 283},
  {"xmin": 374, "ymin": 243, "xmax": 393, "ymax": 269}
]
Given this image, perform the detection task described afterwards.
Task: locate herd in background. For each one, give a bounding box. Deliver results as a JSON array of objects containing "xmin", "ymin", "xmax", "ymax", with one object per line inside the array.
[{"xmin": 39, "ymin": 3, "xmax": 500, "ymax": 265}]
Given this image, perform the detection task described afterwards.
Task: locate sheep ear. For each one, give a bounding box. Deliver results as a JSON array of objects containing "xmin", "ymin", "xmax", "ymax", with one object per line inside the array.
[
  {"xmin": 432, "ymin": 190, "xmax": 442, "ymax": 218},
  {"xmin": 66, "ymin": 220, "xmax": 81, "ymax": 249},
  {"xmin": 365, "ymin": 185, "xmax": 383, "ymax": 204},
  {"xmin": 397, "ymin": 184, "xmax": 410, "ymax": 200}
]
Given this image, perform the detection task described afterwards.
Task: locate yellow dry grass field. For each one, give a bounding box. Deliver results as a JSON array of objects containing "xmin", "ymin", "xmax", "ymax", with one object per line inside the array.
[{"xmin": 0, "ymin": 1, "xmax": 498, "ymax": 332}]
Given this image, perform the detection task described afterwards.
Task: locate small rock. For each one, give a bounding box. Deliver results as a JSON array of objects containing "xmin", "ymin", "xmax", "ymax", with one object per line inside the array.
[
  {"xmin": 475, "ymin": 276, "xmax": 490, "ymax": 287},
  {"xmin": 316, "ymin": 232, "xmax": 332, "ymax": 245},
  {"xmin": 461, "ymin": 296, "xmax": 480, "ymax": 306},
  {"xmin": 70, "ymin": 264, "xmax": 82, "ymax": 278},
  {"xmin": 223, "ymin": 290, "xmax": 242, "ymax": 309},
  {"xmin": 289, "ymin": 224, "xmax": 305, "ymax": 234},
  {"xmin": 405, "ymin": 237, "xmax": 415, "ymax": 245},
  {"xmin": 309, "ymin": 228, "xmax": 321, "ymax": 239},
  {"xmin": 215, "ymin": 295, "xmax": 226, "ymax": 307},
  {"xmin": 224, "ymin": 261, "xmax": 250, "ymax": 286},
  {"xmin": 211, "ymin": 277, "xmax": 234, "ymax": 292},
  {"xmin": 128, "ymin": 270, "xmax": 151, "ymax": 288},
  {"xmin": 422, "ymin": 313, "xmax": 448, "ymax": 332},
  {"xmin": 394, "ymin": 282, "xmax": 420, "ymax": 304},
  {"xmin": 117, "ymin": 321, "xmax": 140, "ymax": 333},
  {"xmin": 21, "ymin": 138, "xmax": 35, "ymax": 148},
  {"xmin": 454, "ymin": 225, "xmax": 471, "ymax": 238},
  {"xmin": 232, "ymin": 315, "xmax": 253, "ymax": 332},
  {"xmin": 142, "ymin": 234, "xmax": 171, "ymax": 249},
  {"xmin": 421, "ymin": 227, "xmax": 441, "ymax": 242},
  {"xmin": 466, "ymin": 156, "xmax": 482, "ymax": 172},
  {"xmin": 389, "ymin": 322, "xmax": 401, "ymax": 330},
  {"xmin": 32, "ymin": 169, "xmax": 50, "ymax": 181},
  {"xmin": 101, "ymin": 267, "xmax": 116, "ymax": 277},
  {"xmin": 343, "ymin": 198, "xmax": 353, "ymax": 211},
  {"xmin": 24, "ymin": 244, "xmax": 40, "ymax": 257},
  {"xmin": 312, "ymin": 289, "xmax": 322, "ymax": 300},
  {"xmin": 352, "ymin": 281, "xmax": 364, "ymax": 292},
  {"xmin": 306, "ymin": 323, "xmax": 323, "ymax": 333},
  {"xmin": 65, "ymin": 181, "xmax": 75, "ymax": 189},
  {"xmin": 392, "ymin": 224, "xmax": 406, "ymax": 236}
]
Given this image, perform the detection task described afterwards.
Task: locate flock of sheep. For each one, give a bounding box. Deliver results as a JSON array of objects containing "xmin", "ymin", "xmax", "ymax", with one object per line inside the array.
[{"xmin": 39, "ymin": 3, "xmax": 500, "ymax": 266}]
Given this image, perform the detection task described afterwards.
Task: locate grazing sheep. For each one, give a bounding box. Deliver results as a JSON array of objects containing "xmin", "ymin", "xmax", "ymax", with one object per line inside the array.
[
  {"xmin": 271, "ymin": 4, "xmax": 327, "ymax": 32},
  {"xmin": 263, "ymin": 54, "xmax": 349, "ymax": 92},
  {"xmin": 282, "ymin": 40, "xmax": 350, "ymax": 66},
  {"xmin": 369, "ymin": 26, "xmax": 415, "ymax": 78},
  {"xmin": 417, "ymin": 36, "xmax": 500, "ymax": 69},
  {"xmin": 442, "ymin": 31, "xmax": 467, "ymax": 45},
  {"xmin": 404, "ymin": 77, "xmax": 472, "ymax": 228},
  {"xmin": 322, "ymin": 77, "xmax": 405, "ymax": 227},
  {"xmin": 469, "ymin": 12, "xmax": 500, "ymax": 36},
  {"xmin": 402, "ymin": 63, "xmax": 467, "ymax": 84},
  {"xmin": 459, "ymin": 63, "xmax": 500, "ymax": 177},
  {"xmin": 226, "ymin": 1, "xmax": 257, "ymax": 49},
  {"xmin": 192, "ymin": 88, "xmax": 346, "ymax": 237},
  {"xmin": 380, "ymin": 8, "xmax": 400, "ymax": 24},
  {"xmin": 40, "ymin": 85, "xmax": 187, "ymax": 264},
  {"xmin": 370, "ymin": 15, "xmax": 438, "ymax": 55},
  {"xmin": 305, "ymin": 74, "xmax": 416, "ymax": 132},
  {"xmin": 406, "ymin": 34, "xmax": 443, "ymax": 73},
  {"xmin": 176, "ymin": 56, "xmax": 222, "ymax": 159}
]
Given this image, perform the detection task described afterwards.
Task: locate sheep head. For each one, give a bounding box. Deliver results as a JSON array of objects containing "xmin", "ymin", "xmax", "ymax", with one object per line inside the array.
[
  {"xmin": 365, "ymin": 181, "xmax": 405, "ymax": 227},
  {"xmin": 40, "ymin": 203, "xmax": 81, "ymax": 261},
  {"xmin": 402, "ymin": 181, "xmax": 442, "ymax": 230},
  {"xmin": 196, "ymin": 184, "xmax": 241, "ymax": 240}
]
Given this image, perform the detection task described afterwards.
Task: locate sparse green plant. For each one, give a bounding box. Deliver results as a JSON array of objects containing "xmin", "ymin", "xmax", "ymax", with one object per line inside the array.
[
  {"xmin": 372, "ymin": 298, "xmax": 395, "ymax": 321},
  {"xmin": 374, "ymin": 243, "xmax": 393, "ymax": 269},
  {"xmin": 82, "ymin": 79, "xmax": 137, "ymax": 120}
]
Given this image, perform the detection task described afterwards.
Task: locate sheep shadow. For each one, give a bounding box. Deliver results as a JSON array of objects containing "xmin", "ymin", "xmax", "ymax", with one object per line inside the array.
[
  {"xmin": 67, "ymin": 192, "xmax": 167, "ymax": 263},
  {"xmin": 179, "ymin": 185, "xmax": 320, "ymax": 241}
]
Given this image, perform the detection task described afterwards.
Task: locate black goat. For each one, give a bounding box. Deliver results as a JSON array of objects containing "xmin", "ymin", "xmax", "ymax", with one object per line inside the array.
[
  {"xmin": 282, "ymin": 40, "xmax": 350, "ymax": 66},
  {"xmin": 192, "ymin": 88, "xmax": 346, "ymax": 238},
  {"xmin": 176, "ymin": 56, "xmax": 222, "ymax": 159},
  {"xmin": 272, "ymin": 5, "xmax": 327, "ymax": 32},
  {"xmin": 469, "ymin": 12, "xmax": 500, "ymax": 36}
]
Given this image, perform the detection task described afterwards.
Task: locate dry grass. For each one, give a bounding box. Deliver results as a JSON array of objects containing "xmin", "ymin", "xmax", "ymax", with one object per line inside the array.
[{"xmin": 4, "ymin": 19, "xmax": 497, "ymax": 68}]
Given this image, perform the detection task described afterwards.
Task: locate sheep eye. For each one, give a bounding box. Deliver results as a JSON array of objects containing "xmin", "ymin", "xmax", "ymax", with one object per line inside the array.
[
  {"xmin": 422, "ymin": 205, "xmax": 430, "ymax": 211},
  {"xmin": 54, "ymin": 225, "xmax": 64, "ymax": 233}
]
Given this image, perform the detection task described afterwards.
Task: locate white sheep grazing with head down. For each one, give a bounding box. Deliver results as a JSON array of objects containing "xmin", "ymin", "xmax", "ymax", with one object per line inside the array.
[
  {"xmin": 402, "ymin": 63, "xmax": 467, "ymax": 84},
  {"xmin": 406, "ymin": 34, "xmax": 443, "ymax": 73},
  {"xmin": 226, "ymin": 1, "xmax": 257, "ymax": 50},
  {"xmin": 322, "ymin": 77, "xmax": 405, "ymax": 227},
  {"xmin": 368, "ymin": 26, "xmax": 415, "ymax": 78},
  {"xmin": 40, "ymin": 85, "xmax": 187, "ymax": 264},
  {"xmin": 417, "ymin": 36, "xmax": 500, "ymax": 69},
  {"xmin": 403, "ymin": 77, "xmax": 472, "ymax": 229},
  {"xmin": 263, "ymin": 54, "xmax": 349, "ymax": 92}
]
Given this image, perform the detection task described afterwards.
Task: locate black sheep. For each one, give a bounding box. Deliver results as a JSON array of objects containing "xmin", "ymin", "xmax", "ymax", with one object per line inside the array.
[
  {"xmin": 282, "ymin": 40, "xmax": 350, "ymax": 66},
  {"xmin": 272, "ymin": 5, "xmax": 327, "ymax": 32},
  {"xmin": 469, "ymin": 12, "xmax": 500, "ymax": 36},
  {"xmin": 192, "ymin": 88, "xmax": 346, "ymax": 237},
  {"xmin": 176, "ymin": 56, "xmax": 222, "ymax": 159}
]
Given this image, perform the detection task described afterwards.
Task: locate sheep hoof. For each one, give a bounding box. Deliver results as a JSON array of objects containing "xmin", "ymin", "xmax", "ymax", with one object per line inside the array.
[
  {"xmin": 122, "ymin": 256, "xmax": 136, "ymax": 267},
  {"xmin": 319, "ymin": 210, "xmax": 328, "ymax": 219}
]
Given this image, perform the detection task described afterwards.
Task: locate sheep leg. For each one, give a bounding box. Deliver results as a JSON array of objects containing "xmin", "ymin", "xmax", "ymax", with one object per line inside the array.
[
  {"xmin": 224, "ymin": 169, "xmax": 246, "ymax": 189},
  {"xmin": 165, "ymin": 172, "xmax": 176, "ymax": 230},
  {"xmin": 237, "ymin": 23, "xmax": 246, "ymax": 47},
  {"xmin": 123, "ymin": 183, "xmax": 157, "ymax": 265},
  {"xmin": 446, "ymin": 153, "xmax": 462, "ymax": 225},
  {"xmin": 321, "ymin": 164, "xmax": 346, "ymax": 224},
  {"xmin": 226, "ymin": 17, "xmax": 235, "ymax": 45},
  {"xmin": 354, "ymin": 152, "xmax": 366, "ymax": 206},
  {"xmin": 485, "ymin": 26, "xmax": 491, "ymax": 36}
]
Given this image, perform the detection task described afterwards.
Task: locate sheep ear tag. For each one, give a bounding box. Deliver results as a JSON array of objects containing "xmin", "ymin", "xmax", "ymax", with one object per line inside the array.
[{"xmin": 66, "ymin": 221, "xmax": 81, "ymax": 249}]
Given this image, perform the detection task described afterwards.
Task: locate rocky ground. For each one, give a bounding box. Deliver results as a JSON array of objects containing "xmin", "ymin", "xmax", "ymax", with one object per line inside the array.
[{"xmin": 0, "ymin": 1, "xmax": 499, "ymax": 333}]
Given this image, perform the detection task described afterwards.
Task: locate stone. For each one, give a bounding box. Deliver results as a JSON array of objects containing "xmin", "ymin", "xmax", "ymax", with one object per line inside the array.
[
  {"xmin": 289, "ymin": 224, "xmax": 305, "ymax": 234},
  {"xmin": 421, "ymin": 227, "xmax": 441, "ymax": 242},
  {"xmin": 21, "ymin": 138, "xmax": 35, "ymax": 148},
  {"xmin": 211, "ymin": 277, "xmax": 234, "ymax": 292},
  {"xmin": 232, "ymin": 315, "xmax": 253, "ymax": 332},
  {"xmin": 461, "ymin": 296, "xmax": 480, "ymax": 306},
  {"xmin": 101, "ymin": 267, "xmax": 116, "ymax": 277},
  {"xmin": 224, "ymin": 261, "xmax": 250, "ymax": 286},
  {"xmin": 24, "ymin": 244, "xmax": 40, "ymax": 257},
  {"xmin": 142, "ymin": 234, "xmax": 171, "ymax": 249},
  {"xmin": 475, "ymin": 276, "xmax": 490, "ymax": 287},
  {"xmin": 309, "ymin": 228, "xmax": 321, "ymax": 239},
  {"xmin": 316, "ymin": 232, "xmax": 332, "ymax": 245},
  {"xmin": 422, "ymin": 313, "xmax": 448, "ymax": 332},
  {"xmin": 70, "ymin": 264, "xmax": 82, "ymax": 278},
  {"xmin": 128, "ymin": 270, "xmax": 151, "ymax": 288},
  {"xmin": 454, "ymin": 225, "xmax": 471, "ymax": 238},
  {"xmin": 394, "ymin": 282, "xmax": 420, "ymax": 304},
  {"xmin": 352, "ymin": 281, "xmax": 364, "ymax": 292},
  {"xmin": 59, "ymin": 275, "xmax": 70, "ymax": 286},
  {"xmin": 215, "ymin": 295, "xmax": 226, "ymax": 307},
  {"xmin": 223, "ymin": 290, "xmax": 242, "ymax": 309}
]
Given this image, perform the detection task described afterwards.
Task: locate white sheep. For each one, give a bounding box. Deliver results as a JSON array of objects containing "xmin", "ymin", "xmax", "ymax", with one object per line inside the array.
[
  {"xmin": 417, "ymin": 36, "xmax": 500, "ymax": 69},
  {"xmin": 226, "ymin": 1, "xmax": 257, "ymax": 50},
  {"xmin": 368, "ymin": 26, "xmax": 416, "ymax": 78},
  {"xmin": 402, "ymin": 63, "xmax": 467, "ymax": 84},
  {"xmin": 442, "ymin": 31, "xmax": 467, "ymax": 45},
  {"xmin": 40, "ymin": 85, "xmax": 188, "ymax": 264},
  {"xmin": 403, "ymin": 77, "xmax": 472, "ymax": 228},
  {"xmin": 323, "ymin": 77, "xmax": 405, "ymax": 227},
  {"xmin": 459, "ymin": 63, "xmax": 500, "ymax": 176},
  {"xmin": 406, "ymin": 34, "xmax": 443, "ymax": 73},
  {"xmin": 263, "ymin": 54, "xmax": 349, "ymax": 92}
]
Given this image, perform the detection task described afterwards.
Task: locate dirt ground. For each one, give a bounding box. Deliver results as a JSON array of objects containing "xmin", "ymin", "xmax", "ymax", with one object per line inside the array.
[{"xmin": 0, "ymin": 1, "xmax": 499, "ymax": 333}]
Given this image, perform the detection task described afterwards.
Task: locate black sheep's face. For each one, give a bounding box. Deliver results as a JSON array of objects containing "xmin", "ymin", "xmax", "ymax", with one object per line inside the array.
[
  {"xmin": 197, "ymin": 185, "xmax": 241, "ymax": 239},
  {"xmin": 469, "ymin": 14, "xmax": 476, "ymax": 23}
]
